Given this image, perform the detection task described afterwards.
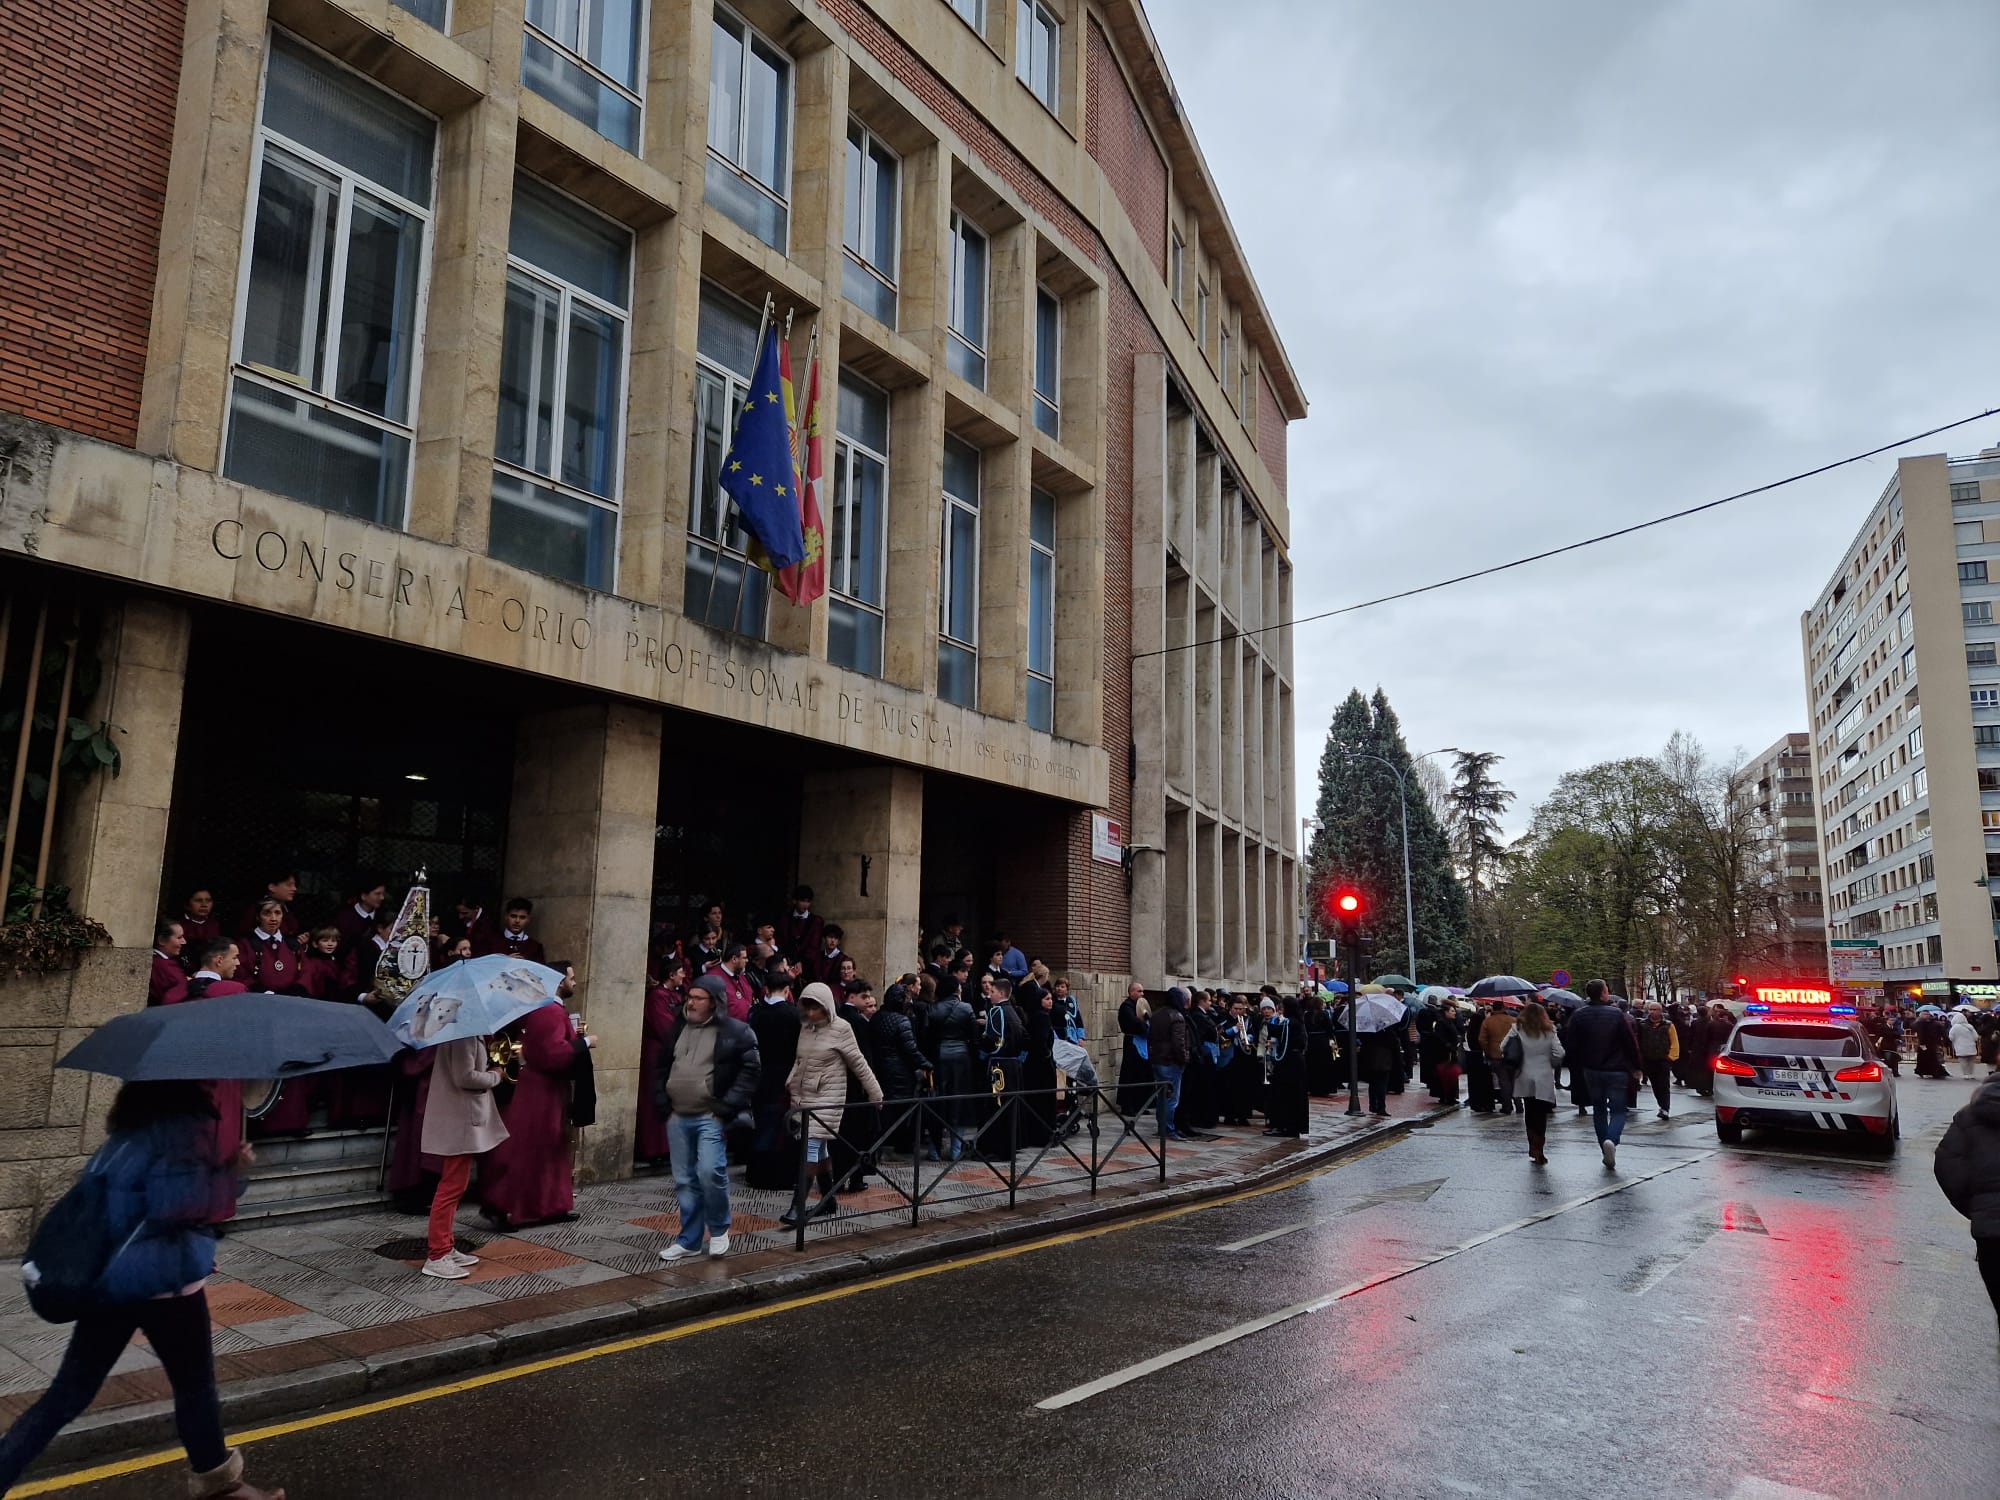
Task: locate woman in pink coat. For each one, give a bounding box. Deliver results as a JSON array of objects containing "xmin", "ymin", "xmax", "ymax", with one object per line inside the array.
[{"xmin": 418, "ymin": 1036, "xmax": 507, "ymax": 1280}]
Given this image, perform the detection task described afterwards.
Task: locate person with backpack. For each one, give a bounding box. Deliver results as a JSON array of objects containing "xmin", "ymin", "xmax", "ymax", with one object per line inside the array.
[{"xmin": 3, "ymin": 1080, "xmax": 285, "ymax": 1498}]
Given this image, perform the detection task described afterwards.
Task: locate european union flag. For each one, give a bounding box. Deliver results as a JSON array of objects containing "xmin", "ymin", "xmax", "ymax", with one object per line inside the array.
[{"xmin": 719, "ymin": 325, "xmax": 807, "ymax": 570}]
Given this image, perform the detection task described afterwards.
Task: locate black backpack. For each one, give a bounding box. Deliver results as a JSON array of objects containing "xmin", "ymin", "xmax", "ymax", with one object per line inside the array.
[{"xmin": 21, "ymin": 1144, "xmax": 143, "ymax": 1323}]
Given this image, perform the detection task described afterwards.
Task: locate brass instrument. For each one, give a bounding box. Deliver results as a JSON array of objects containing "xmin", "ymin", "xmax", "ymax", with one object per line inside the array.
[{"xmin": 487, "ymin": 1034, "xmax": 524, "ymax": 1082}]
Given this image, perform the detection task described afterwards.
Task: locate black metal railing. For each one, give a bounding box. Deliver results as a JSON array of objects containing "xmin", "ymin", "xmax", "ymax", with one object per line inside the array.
[{"xmin": 783, "ymin": 1082, "xmax": 1168, "ymax": 1250}]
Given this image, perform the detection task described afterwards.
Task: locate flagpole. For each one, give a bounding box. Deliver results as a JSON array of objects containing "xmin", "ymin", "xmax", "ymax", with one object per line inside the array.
[{"xmin": 727, "ymin": 293, "xmax": 774, "ymax": 632}]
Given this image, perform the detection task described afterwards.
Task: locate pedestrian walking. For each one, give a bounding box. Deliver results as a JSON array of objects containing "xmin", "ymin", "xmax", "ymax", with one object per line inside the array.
[
  {"xmin": 783, "ymin": 982, "xmax": 883, "ymax": 1225},
  {"xmin": 1951, "ymin": 1010, "xmax": 1981, "ymax": 1081},
  {"xmin": 1638, "ymin": 1003, "xmax": 1680, "ymax": 1119},
  {"xmin": 1147, "ymin": 986, "xmax": 1195, "ymax": 1140},
  {"xmin": 1421, "ymin": 999, "xmax": 1463, "ymax": 1106},
  {"xmin": 746, "ymin": 963, "xmax": 803, "ymax": 1188},
  {"xmin": 1916, "ymin": 1009, "xmax": 1950, "ymax": 1079},
  {"xmin": 1509, "ymin": 1000, "xmax": 1564, "ymax": 1164},
  {"xmin": 417, "ymin": 1033, "xmax": 507, "ymax": 1280},
  {"xmin": 1560, "ymin": 979, "xmax": 1643, "ymax": 1170},
  {"xmin": 1479, "ymin": 1003, "xmax": 1518, "ymax": 1113},
  {"xmin": 1, "ymin": 1080, "xmax": 286, "ymax": 1498},
  {"xmin": 657, "ymin": 975, "xmax": 762, "ymax": 1261},
  {"xmin": 1933, "ymin": 1074, "xmax": 2000, "ymax": 1330}
]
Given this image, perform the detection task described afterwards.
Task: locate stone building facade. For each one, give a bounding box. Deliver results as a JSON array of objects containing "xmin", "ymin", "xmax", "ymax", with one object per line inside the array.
[{"xmin": 0, "ymin": 0, "xmax": 1303, "ymax": 1240}]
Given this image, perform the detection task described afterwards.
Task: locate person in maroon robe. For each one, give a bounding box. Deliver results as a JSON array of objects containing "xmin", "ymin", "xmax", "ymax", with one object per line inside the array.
[
  {"xmin": 333, "ymin": 880, "xmax": 388, "ymax": 960},
  {"xmin": 167, "ymin": 938, "xmax": 249, "ymax": 1219},
  {"xmin": 475, "ymin": 898, "xmax": 546, "ymax": 963},
  {"xmin": 238, "ymin": 900, "xmax": 301, "ymax": 994},
  {"xmin": 480, "ymin": 991, "xmax": 594, "ymax": 1229},
  {"xmin": 811, "ymin": 925, "xmax": 849, "ymax": 988},
  {"xmin": 634, "ymin": 956, "xmax": 687, "ymax": 1165},
  {"xmin": 779, "ymin": 885, "xmax": 823, "ymax": 968},
  {"xmin": 453, "ymin": 894, "xmax": 495, "ymax": 951},
  {"xmin": 235, "ymin": 869, "xmax": 301, "ymax": 942},
  {"xmin": 148, "ymin": 920, "xmax": 186, "ymax": 1006},
  {"xmin": 704, "ymin": 944, "xmax": 756, "ymax": 1023},
  {"xmin": 177, "ymin": 889, "xmax": 220, "ymax": 972},
  {"xmin": 297, "ymin": 927, "xmax": 347, "ymax": 1000}
]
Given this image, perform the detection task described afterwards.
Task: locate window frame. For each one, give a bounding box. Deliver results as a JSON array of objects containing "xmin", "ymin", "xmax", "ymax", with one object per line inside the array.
[
  {"xmin": 685, "ymin": 289, "xmax": 775, "ymax": 640},
  {"xmin": 1963, "ymin": 560, "xmax": 1990, "ymax": 584},
  {"xmin": 522, "ymin": 0, "xmax": 647, "ymax": 148},
  {"xmin": 938, "ymin": 436, "xmax": 982, "ymax": 706},
  {"xmin": 841, "ymin": 117, "xmax": 901, "ymax": 324},
  {"xmin": 1033, "ymin": 283, "xmax": 1061, "ymax": 439},
  {"xmin": 490, "ymin": 180, "xmax": 634, "ymax": 592},
  {"xmin": 393, "ymin": 0, "xmax": 451, "ymax": 28},
  {"xmin": 947, "ymin": 0, "xmax": 985, "ymax": 32},
  {"xmin": 1015, "ymin": 0, "xmax": 1060, "ymax": 112},
  {"xmin": 1196, "ymin": 278, "xmax": 1210, "ymax": 350},
  {"xmin": 1169, "ymin": 227, "xmax": 1185, "ymax": 305},
  {"xmin": 224, "ymin": 31, "xmax": 439, "ymax": 532},
  {"xmin": 707, "ymin": 3, "xmax": 795, "ymax": 250},
  {"xmin": 829, "ymin": 372, "xmax": 891, "ymax": 677},
  {"xmin": 1027, "ymin": 485, "xmax": 1055, "ymax": 732},
  {"xmin": 947, "ymin": 210, "xmax": 989, "ymax": 388}
]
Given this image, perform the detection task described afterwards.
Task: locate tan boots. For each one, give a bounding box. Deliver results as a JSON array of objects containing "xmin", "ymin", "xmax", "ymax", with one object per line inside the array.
[{"xmin": 189, "ymin": 1448, "xmax": 286, "ymax": 1499}]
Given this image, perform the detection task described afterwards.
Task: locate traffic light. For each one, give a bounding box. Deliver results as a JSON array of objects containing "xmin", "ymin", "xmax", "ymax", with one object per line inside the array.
[{"xmin": 1326, "ymin": 887, "xmax": 1369, "ymax": 983}]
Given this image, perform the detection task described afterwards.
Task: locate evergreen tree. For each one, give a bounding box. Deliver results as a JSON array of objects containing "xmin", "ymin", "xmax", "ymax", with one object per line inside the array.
[
  {"xmin": 1306, "ymin": 688, "xmax": 1472, "ymax": 984},
  {"xmin": 1448, "ymin": 750, "xmax": 1516, "ymax": 973}
]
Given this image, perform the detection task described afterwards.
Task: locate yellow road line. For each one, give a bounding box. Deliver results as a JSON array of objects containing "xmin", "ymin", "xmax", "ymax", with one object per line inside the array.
[{"xmin": 15, "ymin": 1133, "xmax": 1405, "ymax": 1496}]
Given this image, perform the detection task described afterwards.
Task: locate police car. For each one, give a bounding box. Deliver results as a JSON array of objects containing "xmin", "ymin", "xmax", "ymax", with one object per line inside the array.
[{"xmin": 1711, "ymin": 986, "xmax": 1898, "ymax": 1156}]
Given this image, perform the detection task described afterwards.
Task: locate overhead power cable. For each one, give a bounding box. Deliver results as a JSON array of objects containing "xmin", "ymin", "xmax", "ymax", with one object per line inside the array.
[{"xmin": 1130, "ymin": 405, "xmax": 2000, "ymax": 662}]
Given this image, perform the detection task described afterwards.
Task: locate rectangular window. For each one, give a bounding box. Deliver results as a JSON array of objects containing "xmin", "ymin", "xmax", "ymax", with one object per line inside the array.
[
  {"xmin": 947, "ymin": 211, "xmax": 988, "ymax": 387},
  {"xmin": 1976, "ymin": 689, "xmax": 2000, "ymax": 709},
  {"xmin": 1971, "ymin": 642, "xmax": 1997, "ymax": 666},
  {"xmin": 224, "ymin": 36, "xmax": 435, "ymax": 529},
  {"xmin": 841, "ymin": 120, "xmax": 899, "ymax": 325},
  {"xmin": 1964, "ymin": 561, "xmax": 1990, "ymax": 584},
  {"xmin": 706, "ymin": 6, "xmax": 791, "ymax": 250},
  {"xmin": 1033, "ymin": 285, "xmax": 1061, "ymax": 439},
  {"xmin": 1901, "ymin": 646, "xmax": 1915, "ymax": 678},
  {"xmin": 1027, "ymin": 487, "xmax": 1055, "ymax": 732},
  {"xmin": 1915, "ymin": 767, "xmax": 1929, "ymax": 797},
  {"xmin": 1978, "ymin": 726, "xmax": 2000, "ymax": 747},
  {"xmin": 1016, "ymin": 0, "xmax": 1058, "ymax": 111},
  {"xmin": 1983, "ymin": 811, "xmax": 2000, "ymax": 830},
  {"xmin": 948, "ymin": 0, "xmax": 984, "ymax": 29},
  {"xmin": 1953, "ymin": 481, "xmax": 1983, "ymax": 502},
  {"xmin": 685, "ymin": 285, "xmax": 770, "ymax": 639},
  {"xmin": 522, "ymin": 0, "xmax": 642, "ymax": 150},
  {"xmin": 1169, "ymin": 228, "xmax": 1185, "ymax": 305},
  {"xmin": 1196, "ymin": 279, "xmax": 1210, "ymax": 347},
  {"xmin": 1909, "ymin": 726, "xmax": 1924, "ymax": 757},
  {"xmin": 1220, "ymin": 324, "xmax": 1233, "ymax": 401},
  {"xmin": 1957, "ymin": 520, "xmax": 1985, "ymax": 545},
  {"xmin": 1928, "ymin": 934, "xmax": 1943, "ymax": 965},
  {"xmin": 1967, "ymin": 602, "xmax": 1993, "ymax": 625},
  {"xmin": 938, "ymin": 436, "xmax": 980, "ymax": 708},
  {"xmin": 394, "ymin": 0, "xmax": 448, "ymax": 26},
  {"xmin": 490, "ymin": 178, "xmax": 629, "ymax": 591},
  {"xmin": 829, "ymin": 373, "xmax": 889, "ymax": 678}
]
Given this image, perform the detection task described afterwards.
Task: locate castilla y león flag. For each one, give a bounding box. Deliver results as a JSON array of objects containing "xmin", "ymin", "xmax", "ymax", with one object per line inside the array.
[{"xmin": 777, "ymin": 329, "xmax": 826, "ymax": 606}]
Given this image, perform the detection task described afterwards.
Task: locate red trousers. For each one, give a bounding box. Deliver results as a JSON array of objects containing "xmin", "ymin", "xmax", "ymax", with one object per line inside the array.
[{"xmin": 428, "ymin": 1154, "xmax": 472, "ymax": 1261}]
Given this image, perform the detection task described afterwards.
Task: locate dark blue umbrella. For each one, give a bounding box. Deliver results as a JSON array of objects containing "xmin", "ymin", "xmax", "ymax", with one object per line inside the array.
[
  {"xmin": 1466, "ymin": 974, "xmax": 1540, "ymax": 999},
  {"xmin": 58, "ymin": 995, "xmax": 401, "ymax": 1081}
]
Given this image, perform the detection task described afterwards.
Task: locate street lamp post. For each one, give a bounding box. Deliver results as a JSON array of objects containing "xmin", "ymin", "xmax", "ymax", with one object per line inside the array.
[{"xmin": 1332, "ymin": 747, "xmax": 1459, "ymax": 984}]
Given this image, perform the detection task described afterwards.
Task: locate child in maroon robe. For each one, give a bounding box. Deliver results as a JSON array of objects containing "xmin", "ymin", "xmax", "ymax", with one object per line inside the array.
[
  {"xmin": 298, "ymin": 927, "xmax": 347, "ymax": 999},
  {"xmin": 177, "ymin": 889, "xmax": 220, "ymax": 973},
  {"xmin": 812, "ymin": 925, "xmax": 849, "ymax": 988},
  {"xmin": 480, "ymin": 993, "xmax": 593, "ymax": 1229},
  {"xmin": 170, "ymin": 938, "xmax": 249, "ymax": 1219},
  {"xmin": 779, "ymin": 885, "xmax": 823, "ymax": 968},
  {"xmin": 704, "ymin": 946, "xmax": 756, "ymax": 1022},
  {"xmin": 238, "ymin": 901, "xmax": 301, "ymax": 994},
  {"xmin": 634, "ymin": 958, "xmax": 687, "ymax": 1165},
  {"xmin": 476, "ymin": 897, "xmax": 547, "ymax": 963},
  {"xmin": 333, "ymin": 880, "xmax": 388, "ymax": 961},
  {"xmin": 148, "ymin": 920, "xmax": 186, "ymax": 1006}
]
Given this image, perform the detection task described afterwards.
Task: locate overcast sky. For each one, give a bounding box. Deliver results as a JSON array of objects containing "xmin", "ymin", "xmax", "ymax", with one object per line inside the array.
[{"xmin": 1145, "ymin": 0, "xmax": 2000, "ymax": 835}]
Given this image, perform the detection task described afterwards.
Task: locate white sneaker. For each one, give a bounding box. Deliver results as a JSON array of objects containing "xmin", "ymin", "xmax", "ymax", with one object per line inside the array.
[
  {"xmin": 707, "ymin": 1232, "xmax": 731, "ymax": 1258},
  {"xmin": 659, "ymin": 1242, "xmax": 699, "ymax": 1262},
  {"xmin": 1600, "ymin": 1139, "xmax": 1617, "ymax": 1169},
  {"xmin": 421, "ymin": 1256, "xmax": 469, "ymax": 1280},
  {"xmin": 448, "ymin": 1248, "xmax": 480, "ymax": 1268}
]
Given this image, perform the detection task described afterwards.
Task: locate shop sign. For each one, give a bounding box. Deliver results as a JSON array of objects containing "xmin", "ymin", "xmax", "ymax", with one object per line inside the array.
[{"xmin": 1091, "ymin": 813, "xmax": 1123, "ymax": 866}]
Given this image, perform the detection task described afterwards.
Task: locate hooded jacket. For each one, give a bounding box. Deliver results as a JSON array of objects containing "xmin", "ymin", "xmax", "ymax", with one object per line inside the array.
[
  {"xmin": 789, "ymin": 984, "xmax": 883, "ymax": 1139},
  {"xmin": 1935, "ymin": 1075, "xmax": 2000, "ymax": 1237},
  {"xmin": 655, "ymin": 975, "xmax": 763, "ymax": 1125},
  {"xmin": 1148, "ymin": 988, "xmax": 1194, "ymax": 1067}
]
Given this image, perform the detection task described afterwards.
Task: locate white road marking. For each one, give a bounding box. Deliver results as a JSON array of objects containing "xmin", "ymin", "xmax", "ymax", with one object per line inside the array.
[
  {"xmin": 1212, "ymin": 1179, "xmax": 1447, "ymax": 1252},
  {"xmin": 1726, "ymin": 1477, "xmax": 1840, "ymax": 1500},
  {"xmin": 1039, "ymin": 1153, "xmax": 1709, "ymax": 1410},
  {"xmin": 1627, "ymin": 1217, "xmax": 1721, "ymax": 1296}
]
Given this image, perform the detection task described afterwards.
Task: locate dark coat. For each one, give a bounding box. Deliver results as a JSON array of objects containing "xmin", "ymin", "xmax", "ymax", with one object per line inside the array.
[
  {"xmin": 871, "ymin": 1010, "xmax": 929, "ymax": 1098},
  {"xmin": 1935, "ymin": 1076, "xmax": 2000, "ymax": 1237},
  {"xmin": 1561, "ymin": 1002, "xmax": 1642, "ymax": 1073},
  {"xmin": 1148, "ymin": 1001, "xmax": 1193, "ymax": 1067}
]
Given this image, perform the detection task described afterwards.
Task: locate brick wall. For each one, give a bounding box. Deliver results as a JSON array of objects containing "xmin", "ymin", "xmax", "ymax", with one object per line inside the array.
[
  {"xmin": 0, "ymin": 0, "xmax": 183, "ymax": 446},
  {"xmin": 1258, "ymin": 370, "xmax": 1286, "ymax": 498},
  {"xmin": 1083, "ymin": 16, "xmax": 1166, "ymax": 279}
]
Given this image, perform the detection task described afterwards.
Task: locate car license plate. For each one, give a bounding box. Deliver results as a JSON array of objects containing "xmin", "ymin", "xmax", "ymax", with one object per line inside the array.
[{"xmin": 1765, "ymin": 1068, "xmax": 1819, "ymax": 1085}]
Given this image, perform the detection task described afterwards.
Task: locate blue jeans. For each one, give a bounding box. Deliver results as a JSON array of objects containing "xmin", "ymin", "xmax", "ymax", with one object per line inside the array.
[
  {"xmin": 1584, "ymin": 1069, "xmax": 1632, "ymax": 1145},
  {"xmin": 668, "ymin": 1112, "xmax": 731, "ymax": 1249},
  {"xmin": 1152, "ymin": 1062, "xmax": 1184, "ymax": 1136}
]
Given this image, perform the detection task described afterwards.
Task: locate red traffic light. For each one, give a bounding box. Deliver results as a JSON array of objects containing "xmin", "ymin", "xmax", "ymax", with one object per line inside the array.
[
  {"xmin": 1325, "ymin": 887, "xmax": 1364, "ymax": 924},
  {"xmin": 1336, "ymin": 893, "xmax": 1361, "ymax": 914}
]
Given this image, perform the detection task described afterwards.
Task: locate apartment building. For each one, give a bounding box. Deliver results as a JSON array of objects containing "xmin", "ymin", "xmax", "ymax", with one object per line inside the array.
[
  {"xmin": 0, "ymin": 0, "xmax": 1304, "ymax": 1240},
  {"xmin": 1803, "ymin": 451, "xmax": 2000, "ymax": 998},
  {"xmin": 1738, "ymin": 731, "xmax": 1826, "ymax": 978}
]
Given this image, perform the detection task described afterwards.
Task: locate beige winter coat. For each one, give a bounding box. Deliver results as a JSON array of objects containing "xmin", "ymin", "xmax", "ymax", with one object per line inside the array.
[
  {"xmin": 788, "ymin": 1011, "xmax": 883, "ymax": 1140},
  {"xmin": 421, "ymin": 1037, "xmax": 509, "ymax": 1156}
]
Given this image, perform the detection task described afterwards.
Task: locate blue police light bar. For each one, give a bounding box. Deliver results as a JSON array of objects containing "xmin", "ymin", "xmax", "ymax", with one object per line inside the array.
[
  {"xmin": 1745, "ymin": 1003, "xmax": 1770, "ymax": 1013},
  {"xmin": 1829, "ymin": 1004, "xmax": 1856, "ymax": 1015}
]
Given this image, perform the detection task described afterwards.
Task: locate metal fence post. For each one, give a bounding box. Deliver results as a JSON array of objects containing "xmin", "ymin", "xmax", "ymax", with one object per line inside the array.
[
  {"xmin": 1007, "ymin": 1097, "xmax": 1019, "ymax": 1208},
  {"xmin": 911, "ymin": 1100, "xmax": 923, "ymax": 1228},
  {"xmin": 793, "ymin": 1108, "xmax": 811, "ymax": 1252}
]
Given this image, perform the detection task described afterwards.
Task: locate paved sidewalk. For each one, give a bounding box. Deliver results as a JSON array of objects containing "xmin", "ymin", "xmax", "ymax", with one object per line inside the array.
[{"xmin": 2, "ymin": 1089, "xmax": 1445, "ymax": 1464}]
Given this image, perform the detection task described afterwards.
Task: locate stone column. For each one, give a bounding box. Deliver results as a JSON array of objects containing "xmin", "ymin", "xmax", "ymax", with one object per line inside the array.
[
  {"xmin": 55, "ymin": 597, "xmax": 192, "ymax": 948},
  {"xmin": 505, "ymin": 701, "xmax": 661, "ymax": 1182},
  {"xmin": 796, "ymin": 766, "xmax": 923, "ymax": 992}
]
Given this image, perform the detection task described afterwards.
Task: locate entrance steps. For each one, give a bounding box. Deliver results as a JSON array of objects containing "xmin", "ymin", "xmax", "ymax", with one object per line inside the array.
[{"xmin": 236, "ymin": 1127, "xmax": 390, "ymax": 1221}]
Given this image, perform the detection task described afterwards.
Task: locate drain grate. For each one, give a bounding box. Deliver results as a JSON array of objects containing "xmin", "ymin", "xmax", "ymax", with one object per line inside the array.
[{"xmin": 371, "ymin": 1235, "xmax": 484, "ymax": 1260}]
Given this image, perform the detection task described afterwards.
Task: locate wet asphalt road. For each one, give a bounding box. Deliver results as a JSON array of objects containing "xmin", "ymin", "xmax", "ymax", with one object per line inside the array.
[{"xmin": 30, "ymin": 1076, "xmax": 2000, "ymax": 1500}]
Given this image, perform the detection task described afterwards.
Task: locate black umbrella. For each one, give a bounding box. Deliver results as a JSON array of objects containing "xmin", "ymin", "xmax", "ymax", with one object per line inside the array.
[
  {"xmin": 1466, "ymin": 974, "xmax": 1540, "ymax": 999},
  {"xmin": 58, "ymin": 995, "xmax": 401, "ymax": 1081}
]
